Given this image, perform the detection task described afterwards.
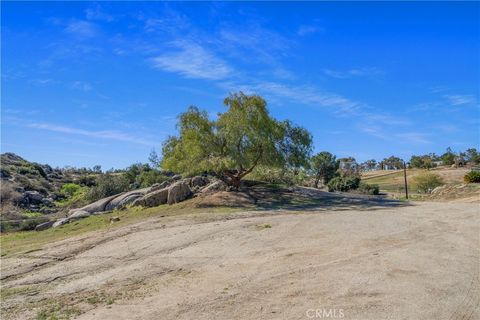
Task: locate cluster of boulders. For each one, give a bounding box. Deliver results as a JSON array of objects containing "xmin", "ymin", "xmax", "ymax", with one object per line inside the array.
[
  {"xmin": 1, "ymin": 153, "xmax": 71, "ymax": 215},
  {"xmin": 17, "ymin": 190, "xmax": 57, "ymax": 213},
  {"xmin": 35, "ymin": 176, "xmax": 228, "ymax": 231}
]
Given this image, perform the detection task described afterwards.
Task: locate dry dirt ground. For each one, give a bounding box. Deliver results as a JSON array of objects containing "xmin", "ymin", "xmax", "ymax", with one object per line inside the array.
[{"xmin": 1, "ymin": 189, "xmax": 479, "ymax": 320}]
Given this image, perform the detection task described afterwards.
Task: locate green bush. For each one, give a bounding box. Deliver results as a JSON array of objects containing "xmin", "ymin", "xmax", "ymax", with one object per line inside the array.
[
  {"xmin": 60, "ymin": 183, "xmax": 82, "ymax": 197},
  {"xmin": 327, "ymin": 175, "xmax": 361, "ymax": 192},
  {"xmin": 358, "ymin": 183, "xmax": 380, "ymax": 195},
  {"xmin": 249, "ymin": 166, "xmax": 289, "ymax": 184},
  {"xmin": 76, "ymin": 175, "xmax": 97, "ymax": 187},
  {"xmin": 248, "ymin": 166, "xmax": 308, "ymax": 186},
  {"xmin": 413, "ymin": 171, "xmax": 443, "ymax": 193},
  {"xmin": 87, "ymin": 174, "xmax": 130, "ymax": 201},
  {"xmin": 137, "ymin": 170, "xmax": 169, "ymax": 188},
  {"xmin": 57, "ymin": 183, "xmax": 89, "ymax": 208},
  {"xmin": 464, "ymin": 170, "xmax": 480, "ymax": 183}
]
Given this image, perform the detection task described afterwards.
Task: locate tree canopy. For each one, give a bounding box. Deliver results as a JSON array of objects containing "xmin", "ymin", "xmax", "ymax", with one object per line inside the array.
[
  {"xmin": 382, "ymin": 156, "xmax": 404, "ymax": 169},
  {"xmin": 441, "ymin": 147, "xmax": 456, "ymax": 166},
  {"xmin": 410, "ymin": 154, "xmax": 436, "ymax": 169},
  {"xmin": 310, "ymin": 151, "xmax": 338, "ymax": 188},
  {"xmin": 161, "ymin": 92, "xmax": 312, "ymax": 188}
]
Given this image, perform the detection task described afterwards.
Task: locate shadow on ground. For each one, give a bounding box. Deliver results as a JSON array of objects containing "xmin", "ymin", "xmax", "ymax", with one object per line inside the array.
[{"xmin": 195, "ymin": 185, "xmax": 411, "ymax": 212}]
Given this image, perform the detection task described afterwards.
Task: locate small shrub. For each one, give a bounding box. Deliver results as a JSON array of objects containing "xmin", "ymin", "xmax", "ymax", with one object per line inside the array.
[
  {"xmin": 87, "ymin": 173, "xmax": 130, "ymax": 201},
  {"xmin": 0, "ymin": 182, "xmax": 22, "ymax": 205},
  {"xmin": 413, "ymin": 171, "xmax": 443, "ymax": 193},
  {"xmin": 327, "ymin": 175, "xmax": 360, "ymax": 192},
  {"xmin": 75, "ymin": 175, "xmax": 97, "ymax": 187},
  {"xmin": 137, "ymin": 170, "xmax": 169, "ymax": 188},
  {"xmin": 358, "ymin": 183, "xmax": 380, "ymax": 195},
  {"xmin": 60, "ymin": 183, "xmax": 82, "ymax": 197},
  {"xmin": 57, "ymin": 184, "xmax": 88, "ymax": 209},
  {"xmin": 464, "ymin": 170, "xmax": 480, "ymax": 183}
]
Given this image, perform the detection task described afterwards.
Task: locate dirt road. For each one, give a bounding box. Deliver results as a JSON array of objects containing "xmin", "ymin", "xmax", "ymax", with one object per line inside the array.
[{"xmin": 1, "ymin": 196, "xmax": 479, "ymax": 319}]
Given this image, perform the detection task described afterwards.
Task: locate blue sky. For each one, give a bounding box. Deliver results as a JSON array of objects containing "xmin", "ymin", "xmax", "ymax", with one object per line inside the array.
[{"xmin": 2, "ymin": 1, "xmax": 479, "ymax": 169}]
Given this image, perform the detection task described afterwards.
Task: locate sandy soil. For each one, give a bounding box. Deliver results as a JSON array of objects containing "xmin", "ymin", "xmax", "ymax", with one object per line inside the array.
[{"xmin": 1, "ymin": 191, "xmax": 479, "ymax": 320}]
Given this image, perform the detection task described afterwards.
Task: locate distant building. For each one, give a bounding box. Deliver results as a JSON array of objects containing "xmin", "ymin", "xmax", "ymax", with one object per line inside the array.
[
  {"xmin": 339, "ymin": 158, "xmax": 359, "ymax": 173},
  {"xmin": 382, "ymin": 164, "xmax": 397, "ymax": 170}
]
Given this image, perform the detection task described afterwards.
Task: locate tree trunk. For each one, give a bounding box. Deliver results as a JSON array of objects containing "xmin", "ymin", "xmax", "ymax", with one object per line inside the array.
[
  {"xmin": 223, "ymin": 170, "xmax": 243, "ymax": 190},
  {"xmin": 231, "ymin": 176, "xmax": 241, "ymax": 190}
]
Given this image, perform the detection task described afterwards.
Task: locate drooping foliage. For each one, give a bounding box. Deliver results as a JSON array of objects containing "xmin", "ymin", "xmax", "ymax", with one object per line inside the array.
[
  {"xmin": 161, "ymin": 92, "xmax": 312, "ymax": 187},
  {"xmin": 278, "ymin": 120, "xmax": 313, "ymax": 171}
]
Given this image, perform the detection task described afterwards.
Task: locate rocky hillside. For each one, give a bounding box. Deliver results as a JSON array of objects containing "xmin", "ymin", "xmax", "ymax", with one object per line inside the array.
[
  {"xmin": 0, "ymin": 153, "xmax": 97, "ymax": 231},
  {"xmin": 0, "ymin": 153, "xmax": 230, "ymax": 232}
]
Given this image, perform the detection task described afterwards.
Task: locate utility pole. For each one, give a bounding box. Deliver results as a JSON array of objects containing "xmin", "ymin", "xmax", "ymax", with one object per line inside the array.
[{"xmin": 403, "ymin": 161, "xmax": 409, "ymax": 199}]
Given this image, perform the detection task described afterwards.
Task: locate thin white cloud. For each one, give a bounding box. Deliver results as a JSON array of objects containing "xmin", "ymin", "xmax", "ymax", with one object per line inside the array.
[
  {"xmin": 444, "ymin": 94, "xmax": 476, "ymax": 106},
  {"xmin": 27, "ymin": 122, "xmax": 155, "ymax": 146},
  {"xmin": 297, "ymin": 25, "xmax": 323, "ymax": 36},
  {"xmin": 136, "ymin": 7, "xmax": 190, "ymax": 33},
  {"xmin": 65, "ymin": 20, "xmax": 99, "ymax": 38},
  {"xmin": 396, "ymin": 132, "xmax": 431, "ymax": 144},
  {"xmin": 323, "ymin": 67, "xmax": 383, "ymax": 79},
  {"xmin": 359, "ymin": 126, "xmax": 391, "ymax": 140},
  {"xmin": 221, "ymin": 80, "xmax": 362, "ymax": 114},
  {"xmin": 258, "ymin": 82, "xmax": 361, "ymax": 114},
  {"xmin": 85, "ymin": 4, "xmax": 114, "ymax": 22},
  {"xmin": 29, "ymin": 79, "xmax": 57, "ymax": 86},
  {"xmin": 152, "ymin": 41, "xmax": 232, "ymax": 80},
  {"xmin": 362, "ymin": 113, "xmax": 411, "ymax": 126},
  {"xmin": 218, "ymin": 25, "xmax": 290, "ymax": 65},
  {"xmin": 71, "ymin": 81, "xmax": 93, "ymax": 92}
]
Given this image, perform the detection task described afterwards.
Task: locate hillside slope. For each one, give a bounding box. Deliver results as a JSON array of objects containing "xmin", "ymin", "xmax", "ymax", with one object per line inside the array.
[
  {"xmin": 0, "ymin": 153, "xmax": 97, "ymax": 230},
  {"xmin": 362, "ymin": 167, "xmax": 479, "ymax": 201}
]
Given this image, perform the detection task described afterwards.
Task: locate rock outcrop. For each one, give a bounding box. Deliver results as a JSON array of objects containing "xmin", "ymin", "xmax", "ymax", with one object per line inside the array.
[
  {"xmin": 201, "ymin": 180, "xmax": 227, "ymax": 193},
  {"xmin": 167, "ymin": 180, "xmax": 192, "ymax": 205},
  {"xmin": 104, "ymin": 188, "xmax": 149, "ymax": 211},
  {"xmin": 68, "ymin": 194, "xmax": 120, "ymax": 216},
  {"xmin": 39, "ymin": 177, "xmax": 229, "ymax": 230},
  {"xmin": 52, "ymin": 218, "xmax": 69, "ymax": 228},
  {"xmin": 191, "ymin": 176, "xmax": 209, "ymax": 188},
  {"xmin": 68, "ymin": 210, "xmax": 92, "ymax": 220},
  {"xmin": 134, "ymin": 188, "xmax": 169, "ymax": 207},
  {"xmin": 24, "ymin": 191, "xmax": 44, "ymax": 204},
  {"xmin": 34, "ymin": 220, "xmax": 55, "ymax": 231}
]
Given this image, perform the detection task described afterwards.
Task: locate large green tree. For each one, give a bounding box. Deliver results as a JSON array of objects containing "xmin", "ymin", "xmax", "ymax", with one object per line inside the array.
[
  {"xmin": 410, "ymin": 154, "xmax": 435, "ymax": 169},
  {"xmin": 161, "ymin": 92, "xmax": 312, "ymax": 188},
  {"xmin": 310, "ymin": 151, "xmax": 338, "ymax": 188},
  {"xmin": 278, "ymin": 120, "xmax": 313, "ymax": 173}
]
